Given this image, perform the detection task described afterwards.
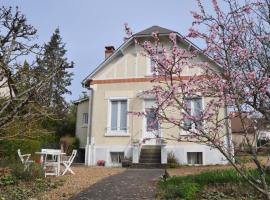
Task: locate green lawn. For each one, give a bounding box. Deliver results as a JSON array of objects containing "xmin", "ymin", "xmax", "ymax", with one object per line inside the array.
[{"xmin": 157, "ymin": 169, "xmax": 266, "ymax": 200}]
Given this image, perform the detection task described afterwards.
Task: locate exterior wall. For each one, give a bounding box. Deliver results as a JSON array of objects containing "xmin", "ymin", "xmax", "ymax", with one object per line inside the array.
[
  {"xmin": 232, "ymin": 133, "xmax": 256, "ymax": 150},
  {"xmin": 75, "ymin": 100, "xmax": 89, "ymax": 148},
  {"xmin": 85, "ymin": 35, "xmax": 229, "ymax": 166},
  {"xmin": 88, "ymin": 81, "xmax": 228, "ymax": 166},
  {"xmin": 166, "ymin": 144, "xmax": 227, "ymax": 165}
]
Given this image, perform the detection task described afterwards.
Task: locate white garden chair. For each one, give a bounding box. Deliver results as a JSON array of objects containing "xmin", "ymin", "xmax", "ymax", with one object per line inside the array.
[
  {"xmin": 17, "ymin": 149, "xmax": 34, "ymax": 171},
  {"xmin": 61, "ymin": 150, "xmax": 77, "ymax": 175},
  {"xmin": 41, "ymin": 149, "xmax": 62, "ymax": 177}
]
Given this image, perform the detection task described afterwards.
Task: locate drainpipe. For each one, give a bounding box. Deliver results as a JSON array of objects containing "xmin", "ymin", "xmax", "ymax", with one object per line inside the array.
[
  {"xmin": 224, "ymin": 105, "xmax": 233, "ymax": 160},
  {"xmin": 85, "ymin": 87, "xmax": 94, "ymax": 166}
]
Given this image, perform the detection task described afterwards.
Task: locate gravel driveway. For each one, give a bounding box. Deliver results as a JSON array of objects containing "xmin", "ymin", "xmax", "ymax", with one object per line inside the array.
[{"xmin": 69, "ymin": 168, "xmax": 164, "ymax": 200}]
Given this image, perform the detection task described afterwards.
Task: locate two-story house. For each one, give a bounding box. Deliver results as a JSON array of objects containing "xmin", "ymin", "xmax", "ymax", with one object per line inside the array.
[{"xmin": 75, "ymin": 26, "xmax": 231, "ymax": 167}]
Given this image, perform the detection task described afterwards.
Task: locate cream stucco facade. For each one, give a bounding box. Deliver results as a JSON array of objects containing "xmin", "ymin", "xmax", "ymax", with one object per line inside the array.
[{"xmin": 75, "ymin": 26, "xmax": 231, "ymax": 166}]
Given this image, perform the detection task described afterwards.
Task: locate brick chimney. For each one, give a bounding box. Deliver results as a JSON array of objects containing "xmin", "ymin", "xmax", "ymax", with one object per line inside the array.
[{"xmin": 105, "ymin": 46, "xmax": 115, "ymax": 59}]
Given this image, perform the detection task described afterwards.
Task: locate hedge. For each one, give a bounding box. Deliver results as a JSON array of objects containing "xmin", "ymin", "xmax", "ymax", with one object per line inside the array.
[{"xmin": 0, "ymin": 139, "xmax": 41, "ymax": 161}]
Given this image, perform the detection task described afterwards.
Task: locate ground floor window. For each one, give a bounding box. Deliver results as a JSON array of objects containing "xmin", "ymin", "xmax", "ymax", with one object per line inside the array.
[
  {"xmin": 110, "ymin": 152, "xmax": 124, "ymax": 164},
  {"xmin": 187, "ymin": 152, "xmax": 203, "ymax": 164}
]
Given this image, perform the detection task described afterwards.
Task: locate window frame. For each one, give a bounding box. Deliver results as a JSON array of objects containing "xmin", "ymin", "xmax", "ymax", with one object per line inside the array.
[
  {"xmin": 146, "ymin": 48, "xmax": 163, "ymax": 76},
  {"xmin": 187, "ymin": 152, "xmax": 203, "ymax": 165},
  {"xmin": 182, "ymin": 96, "xmax": 204, "ymax": 132},
  {"xmin": 145, "ymin": 107, "xmax": 159, "ymax": 132},
  {"xmin": 143, "ymin": 99, "xmax": 162, "ymax": 138},
  {"xmin": 106, "ymin": 97, "xmax": 129, "ymax": 136},
  {"xmin": 82, "ymin": 113, "xmax": 88, "ymax": 127},
  {"xmin": 110, "ymin": 152, "xmax": 124, "ymax": 165}
]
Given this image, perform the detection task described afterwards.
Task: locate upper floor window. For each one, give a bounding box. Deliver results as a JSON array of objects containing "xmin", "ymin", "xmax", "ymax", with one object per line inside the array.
[
  {"xmin": 82, "ymin": 113, "xmax": 88, "ymax": 126},
  {"xmin": 147, "ymin": 48, "xmax": 163, "ymax": 75},
  {"xmin": 109, "ymin": 99, "xmax": 128, "ymax": 132},
  {"xmin": 183, "ymin": 97, "xmax": 203, "ymax": 130}
]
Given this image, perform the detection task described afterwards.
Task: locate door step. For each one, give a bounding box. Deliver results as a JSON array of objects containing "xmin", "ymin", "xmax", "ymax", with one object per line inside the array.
[{"xmin": 131, "ymin": 163, "xmax": 167, "ymax": 169}]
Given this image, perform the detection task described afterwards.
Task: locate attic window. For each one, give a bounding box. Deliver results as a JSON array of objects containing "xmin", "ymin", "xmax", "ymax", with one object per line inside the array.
[{"xmin": 147, "ymin": 47, "xmax": 163, "ymax": 75}]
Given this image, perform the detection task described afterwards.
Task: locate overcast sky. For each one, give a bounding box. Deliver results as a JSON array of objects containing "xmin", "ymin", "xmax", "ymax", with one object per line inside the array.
[{"xmin": 2, "ymin": 0, "xmax": 209, "ymax": 102}]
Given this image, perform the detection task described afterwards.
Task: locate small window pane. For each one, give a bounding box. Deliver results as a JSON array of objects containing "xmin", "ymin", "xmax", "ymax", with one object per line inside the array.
[
  {"xmin": 111, "ymin": 101, "xmax": 118, "ymax": 131},
  {"xmin": 146, "ymin": 108, "xmax": 159, "ymax": 131},
  {"xmin": 193, "ymin": 98, "xmax": 203, "ymax": 127},
  {"xmin": 187, "ymin": 152, "xmax": 202, "ymax": 164},
  {"xmin": 193, "ymin": 98, "xmax": 202, "ymax": 117},
  {"xmin": 120, "ymin": 100, "xmax": 127, "ymax": 131},
  {"xmin": 183, "ymin": 100, "xmax": 192, "ymax": 129},
  {"xmin": 110, "ymin": 152, "xmax": 124, "ymax": 163},
  {"xmin": 82, "ymin": 113, "xmax": 88, "ymax": 125},
  {"xmin": 183, "ymin": 98, "xmax": 203, "ymax": 129}
]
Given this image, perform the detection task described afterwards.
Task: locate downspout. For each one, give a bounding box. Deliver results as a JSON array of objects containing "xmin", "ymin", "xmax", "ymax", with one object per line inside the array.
[
  {"xmin": 224, "ymin": 105, "xmax": 233, "ymax": 160},
  {"xmin": 85, "ymin": 85, "xmax": 94, "ymax": 165}
]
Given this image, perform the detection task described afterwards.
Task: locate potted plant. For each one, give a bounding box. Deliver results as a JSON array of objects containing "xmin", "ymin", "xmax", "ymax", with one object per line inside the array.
[
  {"xmin": 97, "ymin": 160, "xmax": 105, "ymax": 166},
  {"xmin": 121, "ymin": 157, "xmax": 131, "ymax": 167}
]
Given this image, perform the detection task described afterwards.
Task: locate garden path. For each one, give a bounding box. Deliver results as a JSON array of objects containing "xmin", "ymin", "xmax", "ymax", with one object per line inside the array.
[{"xmin": 69, "ymin": 168, "xmax": 164, "ymax": 200}]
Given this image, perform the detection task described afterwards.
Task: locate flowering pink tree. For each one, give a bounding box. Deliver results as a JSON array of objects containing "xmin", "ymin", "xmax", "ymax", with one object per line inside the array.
[{"xmin": 126, "ymin": 0, "xmax": 270, "ymax": 198}]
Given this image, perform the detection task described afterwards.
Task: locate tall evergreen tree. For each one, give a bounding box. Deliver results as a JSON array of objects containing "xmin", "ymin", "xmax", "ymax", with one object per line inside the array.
[{"xmin": 37, "ymin": 28, "xmax": 73, "ymax": 117}]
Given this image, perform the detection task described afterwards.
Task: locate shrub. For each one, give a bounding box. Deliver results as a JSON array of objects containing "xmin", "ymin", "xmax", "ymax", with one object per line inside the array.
[
  {"xmin": 39, "ymin": 134, "xmax": 60, "ymax": 149},
  {"xmin": 11, "ymin": 162, "xmax": 43, "ymax": 181},
  {"xmin": 0, "ymin": 175, "xmax": 16, "ymax": 186},
  {"xmin": 60, "ymin": 136, "xmax": 80, "ymax": 155},
  {"xmin": 161, "ymin": 182, "xmax": 200, "ymax": 199},
  {"xmin": 158, "ymin": 169, "xmax": 246, "ymax": 200},
  {"xmin": 0, "ymin": 139, "xmax": 41, "ymax": 161},
  {"xmin": 167, "ymin": 151, "xmax": 179, "ymax": 168}
]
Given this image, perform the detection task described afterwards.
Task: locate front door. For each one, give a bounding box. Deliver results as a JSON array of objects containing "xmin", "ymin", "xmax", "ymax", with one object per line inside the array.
[{"xmin": 142, "ymin": 100, "xmax": 161, "ymax": 145}]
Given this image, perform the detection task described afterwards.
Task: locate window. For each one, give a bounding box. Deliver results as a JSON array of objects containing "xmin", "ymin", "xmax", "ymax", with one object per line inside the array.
[
  {"xmin": 109, "ymin": 99, "xmax": 127, "ymax": 132},
  {"xmin": 110, "ymin": 152, "xmax": 124, "ymax": 164},
  {"xmin": 187, "ymin": 152, "xmax": 203, "ymax": 164},
  {"xmin": 183, "ymin": 97, "xmax": 203, "ymax": 130},
  {"xmin": 146, "ymin": 108, "xmax": 159, "ymax": 131},
  {"xmin": 148, "ymin": 48, "xmax": 163, "ymax": 75},
  {"xmin": 145, "ymin": 100, "xmax": 159, "ymax": 132},
  {"xmin": 82, "ymin": 113, "xmax": 88, "ymax": 126}
]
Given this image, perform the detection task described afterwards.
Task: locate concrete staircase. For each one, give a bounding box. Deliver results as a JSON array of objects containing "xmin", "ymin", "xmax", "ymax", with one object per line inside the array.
[{"xmin": 132, "ymin": 146, "xmax": 166, "ymax": 168}]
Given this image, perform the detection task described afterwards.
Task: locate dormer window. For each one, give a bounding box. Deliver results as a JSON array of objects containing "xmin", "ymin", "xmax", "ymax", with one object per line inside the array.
[{"xmin": 147, "ymin": 47, "xmax": 163, "ymax": 75}]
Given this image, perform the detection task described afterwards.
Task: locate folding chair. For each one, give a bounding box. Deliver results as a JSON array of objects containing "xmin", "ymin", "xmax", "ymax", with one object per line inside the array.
[
  {"xmin": 62, "ymin": 150, "xmax": 77, "ymax": 175},
  {"xmin": 41, "ymin": 149, "xmax": 61, "ymax": 177},
  {"xmin": 17, "ymin": 149, "xmax": 34, "ymax": 171},
  {"xmin": 44, "ymin": 153, "xmax": 59, "ymax": 177}
]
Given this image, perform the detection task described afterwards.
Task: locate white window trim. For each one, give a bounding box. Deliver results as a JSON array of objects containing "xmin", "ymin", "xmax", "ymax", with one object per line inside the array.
[
  {"xmin": 110, "ymin": 152, "xmax": 124, "ymax": 166},
  {"xmin": 186, "ymin": 151, "xmax": 204, "ymax": 165},
  {"xmin": 106, "ymin": 97, "xmax": 130, "ymax": 136},
  {"xmin": 180, "ymin": 96, "xmax": 205, "ymax": 135},
  {"xmin": 146, "ymin": 48, "xmax": 163, "ymax": 76},
  {"xmin": 146, "ymin": 57, "xmax": 152, "ymax": 76}
]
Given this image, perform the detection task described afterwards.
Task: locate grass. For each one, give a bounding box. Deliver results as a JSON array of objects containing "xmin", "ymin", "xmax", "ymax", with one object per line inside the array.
[{"xmin": 158, "ymin": 169, "xmax": 266, "ymax": 200}]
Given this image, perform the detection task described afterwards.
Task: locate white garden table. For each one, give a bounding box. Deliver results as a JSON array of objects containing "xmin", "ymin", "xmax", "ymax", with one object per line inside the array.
[{"xmin": 35, "ymin": 149, "xmax": 65, "ymax": 176}]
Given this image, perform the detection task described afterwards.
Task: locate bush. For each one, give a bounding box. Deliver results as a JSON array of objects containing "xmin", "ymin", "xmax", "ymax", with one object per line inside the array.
[
  {"xmin": 161, "ymin": 182, "xmax": 200, "ymax": 199},
  {"xmin": 60, "ymin": 136, "xmax": 80, "ymax": 155},
  {"xmin": 0, "ymin": 139, "xmax": 41, "ymax": 161},
  {"xmin": 39, "ymin": 134, "xmax": 60, "ymax": 149},
  {"xmin": 167, "ymin": 151, "xmax": 179, "ymax": 168},
  {"xmin": 158, "ymin": 169, "xmax": 247, "ymax": 200},
  {"xmin": 0, "ymin": 175, "xmax": 16, "ymax": 186},
  {"xmin": 11, "ymin": 162, "xmax": 43, "ymax": 181}
]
